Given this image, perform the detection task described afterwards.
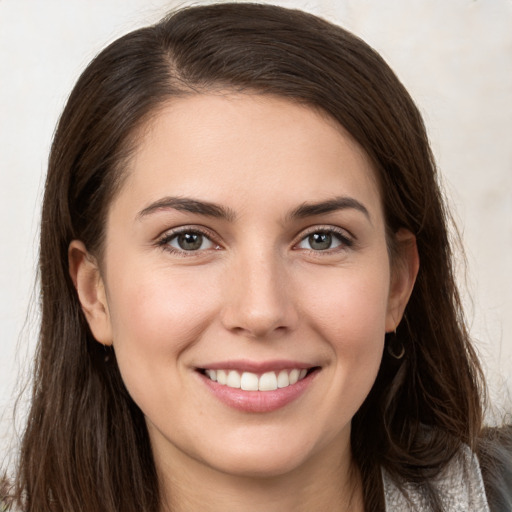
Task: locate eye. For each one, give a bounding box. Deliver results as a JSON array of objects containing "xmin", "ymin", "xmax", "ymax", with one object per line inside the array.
[
  {"xmin": 159, "ymin": 229, "xmax": 218, "ymax": 253},
  {"xmin": 296, "ymin": 229, "xmax": 352, "ymax": 251}
]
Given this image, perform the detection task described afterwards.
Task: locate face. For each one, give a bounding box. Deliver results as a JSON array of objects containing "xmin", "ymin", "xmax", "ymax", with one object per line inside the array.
[{"xmin": 72, "ymin": 94, "xmax": 416, "ymax": 481}]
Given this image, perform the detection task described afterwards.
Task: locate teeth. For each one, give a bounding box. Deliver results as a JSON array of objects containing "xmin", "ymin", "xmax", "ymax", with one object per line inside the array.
[
  {"xmin": 204, "ymin": 368, "xmax": 310, "ymax": 391},
  {"xmin": 277, "ymin": 370, "xmax": 289, "ymax": 388},
  {"xmin": 205, "ymin": 369, "xmax": 217, "ymax": 381},
  {"xmin": 217, "ymin": 370, "xmax": 227, "ymax": 385},
  {"xmin": 226, "ymin": 370, "xmax": 241, "ymax": 388},
  {"xmin": 289, "ymin": 369, "xmax": 300, "ymax": 385},
  {"xmin": 259, "ymin": 371, "xmax": 277, "ymax": 391},
  {"xmin": 241, "ymin": 372, "xmax": 259, "ymax": 391}
]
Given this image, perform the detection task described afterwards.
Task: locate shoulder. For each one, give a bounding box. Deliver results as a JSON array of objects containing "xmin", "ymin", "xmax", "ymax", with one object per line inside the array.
[
  {"xmin": 477, "ymin": 425, "xmax": 512, "ymax": 512},
  {"xmin": 383, "ymin": 444, "xmax": 490, "ymax": 511}
]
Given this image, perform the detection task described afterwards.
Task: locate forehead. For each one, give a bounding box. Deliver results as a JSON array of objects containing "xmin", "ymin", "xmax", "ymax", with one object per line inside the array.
[{"xmin": 112, "ymin": 93, "xmax": 383, "ymax": 222}]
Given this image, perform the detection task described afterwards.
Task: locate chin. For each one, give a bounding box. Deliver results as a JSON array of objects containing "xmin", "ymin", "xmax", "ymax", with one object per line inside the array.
[
  {"xmin": 207, "ymin": 449, "xmax": 311, "ymax": 479},
  {"xmin": 195, "ymin": 427, "xmax": 331, "ymax": 480}
]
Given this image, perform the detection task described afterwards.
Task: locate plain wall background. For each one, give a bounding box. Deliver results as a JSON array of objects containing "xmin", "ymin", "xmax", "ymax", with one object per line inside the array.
[{"xmin": 1, "ymin": 0, "xmax": 511, "ymax": 458}]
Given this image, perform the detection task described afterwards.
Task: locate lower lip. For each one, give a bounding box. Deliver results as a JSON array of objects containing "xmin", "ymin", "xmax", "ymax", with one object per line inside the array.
[{"xmin": 199, "ymin": 371, "xmax": 317, "ymax": 413}]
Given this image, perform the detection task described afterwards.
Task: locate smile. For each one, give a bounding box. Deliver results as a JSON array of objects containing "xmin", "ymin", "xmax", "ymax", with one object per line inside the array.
[
  {"xmin": 197, "ymin": 363, "xmax": 320, "ymax": 413},
  {"xmin": 203, "ymin": 368, "xmax": 309, "ymax": 391}
]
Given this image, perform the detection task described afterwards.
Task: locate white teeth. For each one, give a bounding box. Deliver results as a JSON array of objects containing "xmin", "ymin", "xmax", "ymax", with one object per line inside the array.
[
  {"xmin": 226, "ymin": 370, "xmax": 241, "ymax": 388},
  {"xmin": 259, "ymin": 371, "xmax": 278, "ymax": 391},
  {"xmin": 277, "ymin": 370, "xmax": 289, "ymax": 388},
  {"xmin": 289, "ymin": 369, "xmax": 300, "ymax": 385},
  {"xmin": 205, "ymin": 369, "xmax": 217, "ymax": 381},
  {"xmin": 204, "ymin": 368, "xmax": 311, "ymax": 391},
  {"xmin": 217, "ymin": 369, "xmax": 227, "ymax": 385},
  {"xmin": 241, "ymin": 372, "xmax": 259, "ymax": 391}
]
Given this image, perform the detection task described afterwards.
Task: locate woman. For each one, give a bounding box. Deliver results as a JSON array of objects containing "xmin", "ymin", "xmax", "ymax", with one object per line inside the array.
[{"xmin": 3, "ymin": 3, "xmax": 511, "ymax": 511}]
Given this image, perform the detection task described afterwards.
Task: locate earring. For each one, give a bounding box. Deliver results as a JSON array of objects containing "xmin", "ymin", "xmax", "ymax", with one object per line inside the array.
[
  {"xmin": 387, "ymin": 330, "xmax": 405, "ymax": 360},
  {"xmin": 103, "ymin": 343, "xmax": 114, "ymax": 364}
]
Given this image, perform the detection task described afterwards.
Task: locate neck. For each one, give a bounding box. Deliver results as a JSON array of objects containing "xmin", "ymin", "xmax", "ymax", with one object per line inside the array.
[{"xmin": 154, "ymin": 433, "xmax": 364, "ymax": 512}]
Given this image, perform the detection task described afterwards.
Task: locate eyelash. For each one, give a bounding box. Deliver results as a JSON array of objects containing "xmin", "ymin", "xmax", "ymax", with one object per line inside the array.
[
  {"xmin": 156, "ymin": 227, "xmax": 220, "ymax": 257},
  {"xmin": 293, "ymin": 226, "xmax": 354, "ymax": 253},
  {"xmin": 156, "ymin": 225, "xmax": 354, "ymax": 256}
]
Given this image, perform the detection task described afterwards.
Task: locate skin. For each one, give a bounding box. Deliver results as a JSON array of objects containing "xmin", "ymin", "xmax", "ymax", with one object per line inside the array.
[{"xmin": 70, "ymin": 94, "xmax": 418, "ymax": 512}]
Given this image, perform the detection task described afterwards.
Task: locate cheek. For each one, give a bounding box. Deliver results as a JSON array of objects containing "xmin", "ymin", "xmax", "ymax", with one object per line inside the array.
[
  {"xmin": 104, "ymin": 266, "xmax": 220, "ymax": 396},
  {"xmin": 281, "ymin": 264, "xmax": 389, "ymax": 448},
  {"xmin": 297, "ymin": 262, "xmax": 389, "ymax": 393},
  {"xmin": 299, "ymin": 264, "xmax": 390, "ymax": 345},
  {"xmin": 108, "ymin": 263, "xmax": 218, "ymax": 342}
]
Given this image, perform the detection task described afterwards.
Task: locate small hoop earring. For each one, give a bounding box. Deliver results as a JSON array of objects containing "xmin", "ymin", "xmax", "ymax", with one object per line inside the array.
[
  {"xmin": 387, "ymin": 330, "xmax": 405, "ymax": 360},
  {"xmin": 103, "ymin": 343, "xmax": 114, "ymax": 364}
]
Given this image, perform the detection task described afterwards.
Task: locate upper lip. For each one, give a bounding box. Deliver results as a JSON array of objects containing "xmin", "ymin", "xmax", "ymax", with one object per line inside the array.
[{"xmin": 196, "ymin": 359, "xmax": 317, "ymax": 373}]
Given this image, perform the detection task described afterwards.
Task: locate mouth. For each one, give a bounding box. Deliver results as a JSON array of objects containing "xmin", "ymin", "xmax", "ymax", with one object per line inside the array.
[
  {"xmin": 195, "ymin": 362, "xmax": 320, "ymax": 413},
  {"xmin": 198, "ymin": 367, "xmax": 318, "ymax": 391}
]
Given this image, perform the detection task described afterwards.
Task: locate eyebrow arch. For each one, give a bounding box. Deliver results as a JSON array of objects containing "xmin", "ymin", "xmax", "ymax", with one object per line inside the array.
[
  {"xmin": 137, "ymin": 196, "xmax": 236, "ymax": 222},
  {"xmin": 288, "ymin": 196, "xmax": 372, "ymax": 223}
]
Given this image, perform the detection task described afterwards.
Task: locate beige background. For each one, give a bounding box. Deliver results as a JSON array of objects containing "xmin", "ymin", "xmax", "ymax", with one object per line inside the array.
[{"xmin": 1, "ymin": 0, "xmax": 511, "ymax": 458}]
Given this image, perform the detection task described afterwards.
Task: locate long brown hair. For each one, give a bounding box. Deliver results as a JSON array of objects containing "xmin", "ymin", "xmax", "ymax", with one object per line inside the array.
[{"xmin": 4, "ymin": 3, "xmax": 509, "ymax": 511}]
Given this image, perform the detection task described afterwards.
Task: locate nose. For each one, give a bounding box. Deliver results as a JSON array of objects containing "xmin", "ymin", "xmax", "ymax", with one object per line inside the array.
[{"xmin": 220, "ymin": 249, "xmax": 299, "ymax": 339}]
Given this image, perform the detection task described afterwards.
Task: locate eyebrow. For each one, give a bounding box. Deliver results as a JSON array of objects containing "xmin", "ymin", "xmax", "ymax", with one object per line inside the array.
[
  {"xmin": 288, "ymin": 196, "xmax": 372, "ymax": 223},
  {"xmin": 137, "ymin": 195, "xmax": 371, "ymax": 224},
  {"xmin": 137, "ymin": 196, "xmax": 236, "ymax": 222}
]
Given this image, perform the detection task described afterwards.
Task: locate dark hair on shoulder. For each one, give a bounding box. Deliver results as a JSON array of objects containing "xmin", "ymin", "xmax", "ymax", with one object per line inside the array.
[
  {"xmin": 478, "ymin": 425, "xmax": 512, "ymax": 511},
  {"xmin": 3, "ymin": 3, "xmax": 510, "ymax": 511}
]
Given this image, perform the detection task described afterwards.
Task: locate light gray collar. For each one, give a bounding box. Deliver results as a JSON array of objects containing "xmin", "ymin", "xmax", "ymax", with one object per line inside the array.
[{"xmin": 382, "ymin": 445, "xmax": 490, "ymax": 511}]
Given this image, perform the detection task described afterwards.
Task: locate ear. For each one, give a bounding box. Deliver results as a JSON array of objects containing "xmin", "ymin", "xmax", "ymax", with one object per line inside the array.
[
  {"xmin": 385, "ymin": 229, "xmax": 420, "ymax": 332},
  {"xmin": 68, "ymin": 240, "xmax": 113, "ymax": 346}
]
